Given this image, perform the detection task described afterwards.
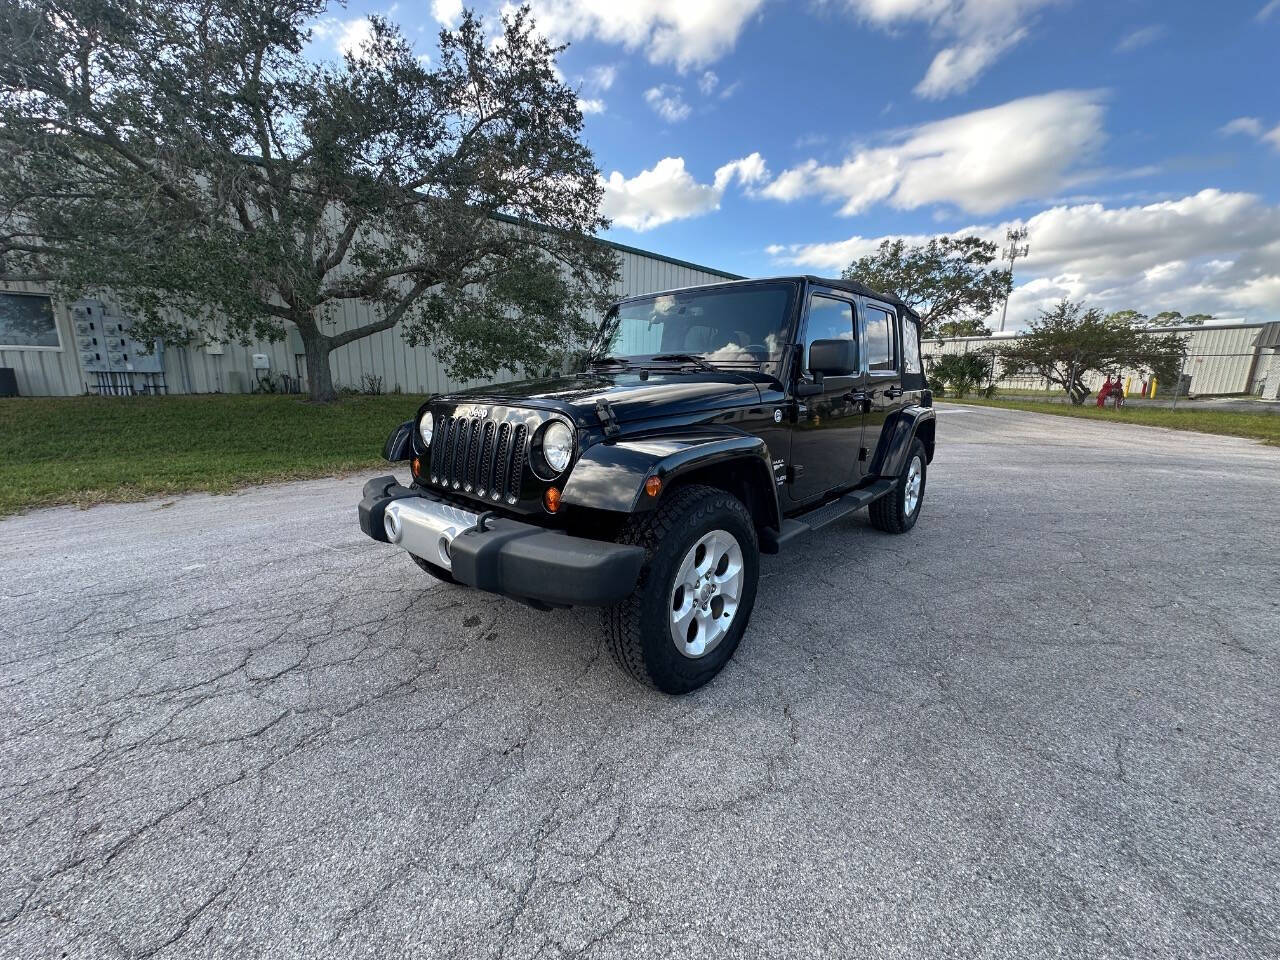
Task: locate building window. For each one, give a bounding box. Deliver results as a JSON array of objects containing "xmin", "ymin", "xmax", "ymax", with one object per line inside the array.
[{"xmin": 0, "ymin": 293, "xmax": 60, "ymax": 349}]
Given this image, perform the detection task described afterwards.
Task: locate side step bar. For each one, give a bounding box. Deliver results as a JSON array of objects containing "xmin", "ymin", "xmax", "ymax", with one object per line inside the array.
[{"xmin": 770, "ymin": 479, "xmax": 897, "ymax": 550}]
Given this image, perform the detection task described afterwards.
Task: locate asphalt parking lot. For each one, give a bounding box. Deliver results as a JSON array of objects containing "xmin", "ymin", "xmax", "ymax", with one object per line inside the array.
[{"xmin": 2, "ymin": 404, "xmax": 1278, "ymax": 959}]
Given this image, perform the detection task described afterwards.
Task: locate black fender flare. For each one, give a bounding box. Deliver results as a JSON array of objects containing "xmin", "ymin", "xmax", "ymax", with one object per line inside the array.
[
  {"xmin": 871, "ymin": 406, "xmax": 937, "ymax": 478},
  {"xmin": 561, "ymin": 429, "xmax": 782, "ymax": 531},
  {"xmin": 383, "ymin": 420, "xmax": 415, "ymax": 462}
]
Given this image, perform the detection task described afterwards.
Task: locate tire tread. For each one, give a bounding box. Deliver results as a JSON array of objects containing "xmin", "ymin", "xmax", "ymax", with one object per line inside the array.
[
  {"xmin": 869, "ymin": 438, "xmax": 926, "ymax": 534},
  {"xmin": 603, "ymin": 484, "xmax": 756, "ymax": 690}
]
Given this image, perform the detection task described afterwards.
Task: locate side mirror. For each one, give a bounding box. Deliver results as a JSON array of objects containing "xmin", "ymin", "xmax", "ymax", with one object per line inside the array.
[{"xmin": 808, "ymin": 339, "xmax": 858, "ymax": 377}]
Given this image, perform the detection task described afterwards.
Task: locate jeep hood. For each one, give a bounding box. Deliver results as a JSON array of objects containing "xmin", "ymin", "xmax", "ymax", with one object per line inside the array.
[{"xmin": 440, "ymin": 372, "xmax": 764, "ymax": 424}]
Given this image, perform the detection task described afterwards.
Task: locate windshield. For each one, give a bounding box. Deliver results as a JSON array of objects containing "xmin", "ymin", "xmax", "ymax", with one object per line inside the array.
[{"xmin": 599, "ymin": 282, "xmax": 796, "ymax": 374}]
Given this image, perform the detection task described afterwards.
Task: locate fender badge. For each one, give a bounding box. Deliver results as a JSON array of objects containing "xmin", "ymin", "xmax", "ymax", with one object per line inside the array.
[{"xmin": 773, "ymin": 409, "xmax": 783, "ymax": 423}]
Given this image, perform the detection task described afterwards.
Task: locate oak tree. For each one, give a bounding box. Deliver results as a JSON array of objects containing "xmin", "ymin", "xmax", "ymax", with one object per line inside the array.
[
  {"xmin": 842, "ymin": 236, "xmax": 1012, "ymax": 339},
  {"xmin": 1001, "ymin": 300, "xmax": 1186, "ymax": 404},
  {"xmin": 0, "ymin": 1, "xmax": 618, "ymax": 400}
]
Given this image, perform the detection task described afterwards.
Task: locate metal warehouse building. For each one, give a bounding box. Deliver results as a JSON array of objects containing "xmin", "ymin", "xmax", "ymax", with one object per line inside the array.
[
  {"xmin": 923, "ymin": 321, "xmax": 1280, "ymax": 399},
  {"xmin": 0, "ymin": 239, "xmax": 739, "ymax": 398}
]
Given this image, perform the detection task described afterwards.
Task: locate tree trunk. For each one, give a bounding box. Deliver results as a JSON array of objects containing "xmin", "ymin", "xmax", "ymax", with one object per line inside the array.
[{"xmin": 295, "ymin": 314, "xmax": 337, "ymax": 402}]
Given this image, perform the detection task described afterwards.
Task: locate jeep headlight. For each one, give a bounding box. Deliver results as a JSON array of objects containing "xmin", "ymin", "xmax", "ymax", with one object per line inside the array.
[
  {"xmin": 418, "ymin": 411, "xmax": 434, "ymax": 446},
  {"xmin": 540, "ymin": 421, "xmax": 574, "ymax": 474}
]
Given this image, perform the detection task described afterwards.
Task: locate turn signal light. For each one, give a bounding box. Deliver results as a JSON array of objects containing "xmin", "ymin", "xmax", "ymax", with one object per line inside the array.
[
  {"xmin": 543, "ymin": 486, "xmax": 561, "ymax": 513},
  {"xmin": 411, "ymin": 456, "xmax": 423, "ymax": 478},
  {"xmin": 644, "ymin": 476, "xmax": 662, "ymax": 498}
]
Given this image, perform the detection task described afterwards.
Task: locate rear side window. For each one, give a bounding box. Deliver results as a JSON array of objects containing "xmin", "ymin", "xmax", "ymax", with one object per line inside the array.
[
  {"xmin": 865, "ymin": 304, "xmax": 897, "ymax": 372},
  {"xmin": 803, "ymin": 295, "xmax": 855, "ymax": 373},
  {"xmin": 903, "ymin": 317, "xmax": 922, "ymax": 374}
]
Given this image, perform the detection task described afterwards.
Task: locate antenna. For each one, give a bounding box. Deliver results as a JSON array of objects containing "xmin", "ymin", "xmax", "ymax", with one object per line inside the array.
[{"xmin": 998, "ymin": 226, "xmax": 1030, "ymax": 333}]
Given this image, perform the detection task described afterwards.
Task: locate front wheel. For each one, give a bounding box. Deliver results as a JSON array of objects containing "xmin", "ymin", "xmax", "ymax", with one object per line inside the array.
[
  {"xmin": 603, "ymin": 485, "xmax": 760, "ymax": 694},
  {"xmin": 869, "ymin": 438, "xmax": 927, "ymax": 534}
]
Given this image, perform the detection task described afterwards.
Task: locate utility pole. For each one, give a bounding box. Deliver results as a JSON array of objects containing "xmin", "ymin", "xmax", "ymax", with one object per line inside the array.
[{"xmin": 998, "ymin": 226, "xmax": 1030, "ymax": 333}]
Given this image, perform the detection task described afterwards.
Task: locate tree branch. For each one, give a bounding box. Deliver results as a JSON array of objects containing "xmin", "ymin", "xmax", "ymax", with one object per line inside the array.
[{"xmin": 327, "ymin": 278, "xmax": 433, "ymax": 350}]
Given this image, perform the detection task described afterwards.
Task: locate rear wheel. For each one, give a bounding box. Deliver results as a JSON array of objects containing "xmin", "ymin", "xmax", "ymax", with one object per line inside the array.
[
  {"xmin": 869, "ymin": 438, "xmax": 927, "ymax": 534},
  {"xmin": 603, "ymin": 485, "xmax": 760, "ymax": 694},
  {"xmin": 410, "ymin": 554, "xmax": 458, "ymax": 584}
]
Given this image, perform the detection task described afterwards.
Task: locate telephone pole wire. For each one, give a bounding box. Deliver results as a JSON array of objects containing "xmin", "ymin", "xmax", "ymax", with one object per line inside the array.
[{"xmin": 999, "ymin": 226, "xmax": 1030, "ymax": 333}]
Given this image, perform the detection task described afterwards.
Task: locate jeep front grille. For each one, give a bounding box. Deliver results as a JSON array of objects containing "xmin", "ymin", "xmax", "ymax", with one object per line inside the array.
[{"xmin": 430, "ymin": 414, "xmax": 527, "ymax": 503}]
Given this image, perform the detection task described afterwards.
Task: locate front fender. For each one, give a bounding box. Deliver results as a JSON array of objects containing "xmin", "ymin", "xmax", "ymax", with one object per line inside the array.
[
  {"xmin": 561, "ymin": 429, "xmax": 781, "ymax": 528},
  {"xmin": 383, "ymin": 420, "xmax": 415, "ymax": 462},
  {"xmin": 871, "ymin": 406, "xmax": 937, "ymax": 478}
]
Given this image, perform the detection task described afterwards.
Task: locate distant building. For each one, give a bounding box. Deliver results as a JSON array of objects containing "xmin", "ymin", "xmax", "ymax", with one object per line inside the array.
[
  {"xmin": 0, "ymin": 239, "xmax": 739, "ymax": 397},
  {"xmin": 923, "ymin": 321, "xmax": 1279, "ymax": 398}
]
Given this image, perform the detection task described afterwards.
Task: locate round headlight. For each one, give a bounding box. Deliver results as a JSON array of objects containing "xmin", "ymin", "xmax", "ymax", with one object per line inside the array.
[
  {"xmin": 418, "ymin": 411, "xmax": 434, "ymax": 447},
  {"xmin": 541, "ymin": 421, "xmax": 574, "ymax": 474}
]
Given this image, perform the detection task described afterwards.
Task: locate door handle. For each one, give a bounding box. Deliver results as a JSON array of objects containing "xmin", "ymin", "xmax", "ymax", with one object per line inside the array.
[{"xmin": 844, "ymin": 391, "xmax": 870, "ymax": 412}]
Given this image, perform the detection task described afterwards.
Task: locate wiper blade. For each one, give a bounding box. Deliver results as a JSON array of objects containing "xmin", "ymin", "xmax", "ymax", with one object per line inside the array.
[
  {"xmin": 650, "ymin": 353, "xmax": 714, "ymax": 370},
  {"xmin": 587, "ymin": 355, "xmax": 630, "ymax": 368}
]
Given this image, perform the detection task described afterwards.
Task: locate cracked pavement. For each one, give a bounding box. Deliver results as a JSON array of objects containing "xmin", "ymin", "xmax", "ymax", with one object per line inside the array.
[{"xmin": 2, "ymin": 404, "xmax": 1278, "ymax": 959}]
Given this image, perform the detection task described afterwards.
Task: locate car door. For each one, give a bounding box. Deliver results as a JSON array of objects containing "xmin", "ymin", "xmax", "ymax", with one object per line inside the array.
[
  {"xmin": 786, "ymin": 291, "xmax": 864, "ymax": 505},
  {"xmin": 860, "ymin": 299, "xmax": 907, "ymax": 472}
]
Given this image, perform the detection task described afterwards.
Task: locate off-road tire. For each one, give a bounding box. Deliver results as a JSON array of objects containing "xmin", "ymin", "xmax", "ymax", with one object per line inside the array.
[
  {"xmin": 869, "ymin": 438, "xmax": 927, "ymax": 534},
  {"xmin": 603, "ymin": 484, "xmax": 760, "ymax": 694},
  {"xmin": 411, "ymin": 554, "xmax": 458, "ymax": 584}
]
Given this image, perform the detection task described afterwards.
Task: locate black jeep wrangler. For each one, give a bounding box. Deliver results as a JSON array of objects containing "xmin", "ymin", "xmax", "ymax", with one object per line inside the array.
[{"xmin": 359, "ymin": 276, "xmax": 935, "ymax": 693}]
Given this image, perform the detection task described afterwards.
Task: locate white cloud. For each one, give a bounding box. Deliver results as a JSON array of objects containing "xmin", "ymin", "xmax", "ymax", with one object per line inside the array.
[
  {"xmin": 526, "ymin": 0, "xmax": 767, "ymax": 71},
  {"xmin": 312, "ymin": 16, "xmax": 376, "ymax": 57},
  {"xmin": 1221, "ymin": 116, "xmax": 1263, "ymax": 137},
  {"xmin": 1259, "ymin": 0, "xmax": 1280, "ymax": 22},
  {"xmin": 601, "ymin": 154, "xmax": 766, "ymax": 231},
  {"xmin": 840, "ymin": 0, "xmax": 1060, "ymax": 98},
  {"xmin": 644, "ymin": 84, "xmax": 692, "ymax": 122},
  {"xmin": 1220, "ymin": 115, "xmax": 1280, "ymax": 152},
  {"xmin": 762, "ymin": 90, "xmax": 1106, "ymax": 216},
  {"xmin": 698, "ymin": 70, "xmax": 719, "ymax": 95},
  {"xmin": 586, "ymin": 64, "xmax": 617, "ymax": 91},
  {"xmin": 916, "ymin": 28, "xmax": 1025, "ymax": 98},
  {"xmin": 769, "ymin": 189, "xmax": 1280, "ymax": 325},
  {"xmin": 577, "ymin": 97, "xmax": 606, "ymax": 114},
  {"xmin": 430, "ymin": 0, "xmax": 463, "ymax": 27},
  {"xmin": 1114, "ymin": 24, "xmax": 1167, "ymax": 53},
  {"xmin": 712, "ymin": 152, "xmax": 770, "ymax": 192}
]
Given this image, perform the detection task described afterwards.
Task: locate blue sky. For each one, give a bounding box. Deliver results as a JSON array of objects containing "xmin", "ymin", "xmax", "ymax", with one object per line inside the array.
[{"xmin": 313, "ymin": 1, "xmax": 1280, "ymax": 327}]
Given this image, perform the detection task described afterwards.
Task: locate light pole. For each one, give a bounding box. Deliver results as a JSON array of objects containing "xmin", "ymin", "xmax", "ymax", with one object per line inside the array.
[{"xmin": 998, "ymin": 226, "xmax": 1030, "ymax": 333}]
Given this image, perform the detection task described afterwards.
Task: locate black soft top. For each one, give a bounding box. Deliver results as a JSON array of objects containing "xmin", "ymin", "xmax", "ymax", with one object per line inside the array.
[
  {"xmin": 796, "ymin": 276, "xmax": 921, "ymax": 321},
  {"xmin": 611, "ymin": 275, "xmax": 921, "ymax": 322}
]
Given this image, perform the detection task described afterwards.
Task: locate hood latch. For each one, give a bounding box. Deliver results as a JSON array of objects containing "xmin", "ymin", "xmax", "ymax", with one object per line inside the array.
[{"xmin": 596, "ymin": 399, "xmax": 621, "ymax": 439}]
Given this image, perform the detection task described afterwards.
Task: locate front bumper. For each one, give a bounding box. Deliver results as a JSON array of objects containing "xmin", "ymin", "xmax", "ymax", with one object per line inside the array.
[{"xmin": 358, "ymin": 476, "xmax": 645, "ymax": 607}]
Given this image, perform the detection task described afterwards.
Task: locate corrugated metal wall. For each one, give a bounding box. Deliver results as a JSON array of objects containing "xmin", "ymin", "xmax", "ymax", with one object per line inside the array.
[
  {"xmin": 0, "ymin": 245, "xmax": 738, "ymax": 397},
  {"xmin": 1178, "ymin": 324, "xmax": 1264, "ymax": 394},
  {"xmin": 922, "ymin": 323, "xmax": 1268, "ymax": 395},
  {"xmin": 0, "ymin": 282, "xmax": 85, "ymax": 396}
]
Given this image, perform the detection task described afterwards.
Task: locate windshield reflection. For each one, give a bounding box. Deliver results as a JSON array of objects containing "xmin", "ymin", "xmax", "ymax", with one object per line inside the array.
[{"xmin": 598, "ymin": 282, "xmax": 796, "ymax": 375}]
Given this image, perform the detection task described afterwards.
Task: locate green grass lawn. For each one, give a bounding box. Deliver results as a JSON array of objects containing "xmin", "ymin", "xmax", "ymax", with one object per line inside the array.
[
  {"xmin": 0, "ymin": 394, "xmax": 428, "ymax": 515},
  {"xmin": 944, "ymin": 396, "xmax": 1280, "ymax": 446}
]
